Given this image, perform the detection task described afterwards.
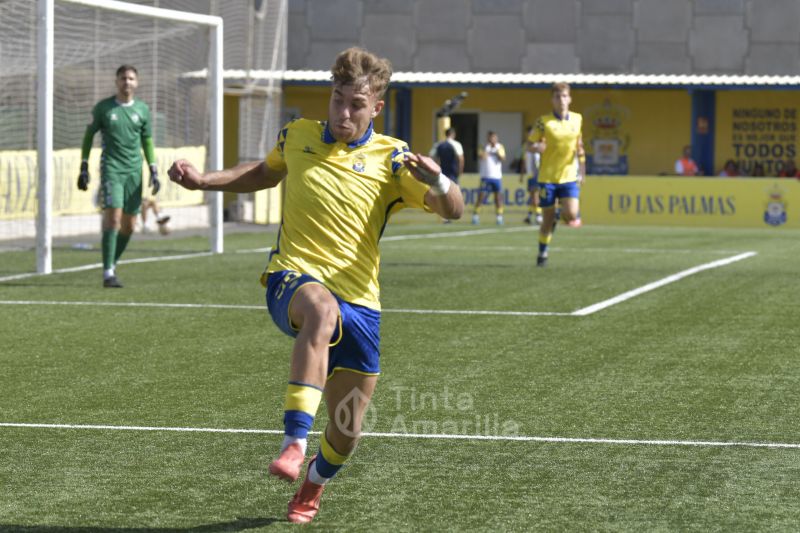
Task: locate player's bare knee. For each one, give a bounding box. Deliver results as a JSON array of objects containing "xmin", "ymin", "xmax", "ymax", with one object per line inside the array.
[{"xmin": 297, "ymin": 298, "xmax": 339, "ymax": 345}]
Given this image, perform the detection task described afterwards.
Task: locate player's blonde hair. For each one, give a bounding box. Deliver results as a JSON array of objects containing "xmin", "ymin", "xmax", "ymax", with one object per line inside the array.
[
  {"xmin": 331, "ymin": 47, "xmax": 392, "ymax": 99},
  {"xmin": 552, "ymin": 82, "xmax": 571, "ymax": 94}
]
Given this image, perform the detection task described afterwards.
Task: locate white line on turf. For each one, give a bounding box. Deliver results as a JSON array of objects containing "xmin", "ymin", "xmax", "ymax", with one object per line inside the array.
[
  {"xmin": 0, "ymin": 299, "xmax": 570, "ymax": 316},
  {"xmin": 386, "ymin": 244, "xmax": 748, "ymax": 255},
  {"xmin": 0, "ymin": 251, "xmax": 212, "ymax": 283},
  {"xmin": 1, "ymin": 422, "xmax": 798, "ymax": 449},
  {"xmin": 0, "ymin": 228, "xmax": 526, "ymax": 283},
  {"xmin": 383, "ymin": 308, "xmax": 571, "ymax": 317},
  {"xmin": 0, "ymin": 250, "xmax": 757, "ymax": 317},
  {"xmin": 0, "ymin": 300, "xmax": 262, "ymax": 310},
  {"xmin": 571, "ymin": 251, "xmax": 757, "ymax": 316},
  {"xmin": 381, "ymin": 226, "xmax": 531, "ymax": 242},
  {"xmin": 230, "ymin": 227, "xmax": 532, "ymax": 255},
  {"xmin": 0, "ymin": 237, "xmax": 758, "ymax": 319}
]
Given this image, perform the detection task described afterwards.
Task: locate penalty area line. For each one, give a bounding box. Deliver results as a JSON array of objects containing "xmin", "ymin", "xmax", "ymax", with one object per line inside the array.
[
  {"xmin": 1, "ymin": 422, "xmax": 798, "ymax": 450},
  {"xmin": 0, "ymin": 299, "xmax": 569, "ymax": 317},
  {"xmin": 0, "ymin": 251, "xmax": 213, "ymax": 283},
  {"xmin": 571, "ymin": 251, "xmax": 758, "ymax": 316},
  {"xmin": 0, "ymin": 227, "xmax": 527, "ymax": 283}
]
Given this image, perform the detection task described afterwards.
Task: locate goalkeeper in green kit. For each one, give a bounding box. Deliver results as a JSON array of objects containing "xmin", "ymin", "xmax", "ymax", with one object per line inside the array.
[{"xmin": 78, "ymin": 65, "xmax": 160, "ymax": 288}]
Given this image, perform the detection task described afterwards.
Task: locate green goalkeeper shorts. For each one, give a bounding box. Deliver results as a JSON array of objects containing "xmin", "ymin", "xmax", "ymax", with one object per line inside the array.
[{"xmin": 101, "ymin": 171, "xmax": 143, "ymax": 214}]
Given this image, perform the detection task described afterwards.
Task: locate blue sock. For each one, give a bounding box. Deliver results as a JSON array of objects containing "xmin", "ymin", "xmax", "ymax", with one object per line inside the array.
[{"xmin": 283, "ymin": 382, "xmax": 323, "ymax": 438}]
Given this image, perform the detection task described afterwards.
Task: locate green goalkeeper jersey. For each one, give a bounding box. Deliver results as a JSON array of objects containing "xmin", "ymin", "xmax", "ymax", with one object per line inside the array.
[{"xmin": 86, "ymin": 96, "xmax": 152, "ymax": 177}]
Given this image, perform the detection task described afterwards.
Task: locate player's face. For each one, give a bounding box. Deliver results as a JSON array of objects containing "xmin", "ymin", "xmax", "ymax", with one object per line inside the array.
[
  {"xmin": 552, "ymin": 89, "xmax": 571, "ymax": 114},
  {"xmin": 116, "ymin": 70, "xmax": 138, "ymax": 99},
  {"xmin": 328, "ymin": 80, "xmax": 383, "ymax": 143}
]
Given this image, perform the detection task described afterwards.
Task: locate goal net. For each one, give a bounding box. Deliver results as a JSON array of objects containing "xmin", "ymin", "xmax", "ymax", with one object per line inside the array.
[{"xmin": 0, "ymin": 0, "xmax": 222, "ymax": 277}]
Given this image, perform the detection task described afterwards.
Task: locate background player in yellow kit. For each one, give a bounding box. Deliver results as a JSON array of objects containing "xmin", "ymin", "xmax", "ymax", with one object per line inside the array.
[
  {"xmin": 529, "ymin": 82, "xmax": 585, "ymax": 267},
  {"xmin": 168, "ymin": 47, "xmax": 464, "ymax": 524}
]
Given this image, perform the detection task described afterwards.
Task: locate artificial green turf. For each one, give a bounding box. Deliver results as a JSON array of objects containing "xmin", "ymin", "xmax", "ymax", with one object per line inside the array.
[{"xmin": 1, "ymin": 221, "xmax": 799, "ymax": 530}]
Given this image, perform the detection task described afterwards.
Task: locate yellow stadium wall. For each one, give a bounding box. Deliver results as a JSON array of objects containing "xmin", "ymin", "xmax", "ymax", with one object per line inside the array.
[
  {"xmin": 582, "ymin": 176, "xmax": 799, "ymax": 228},
  {"xmin": 715, "ymin": 91, "xmax": 799, "ymax": 177},
  {"xmin": 459, "ymin": 173, "xmax": 799, "ymax": 229},
  {"xmin": 0, "ymin": 147, "xmax": 206, "ymax": 220}
]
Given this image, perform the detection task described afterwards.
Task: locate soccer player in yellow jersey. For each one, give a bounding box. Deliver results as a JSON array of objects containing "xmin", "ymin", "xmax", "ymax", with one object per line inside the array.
[
  {"xmin": 167, "ymin": 47, "xmax": 464, "ymax": 524},
  {"xmin": 529, "ymin": 82, "xmax": 585, "ymax": 267}
]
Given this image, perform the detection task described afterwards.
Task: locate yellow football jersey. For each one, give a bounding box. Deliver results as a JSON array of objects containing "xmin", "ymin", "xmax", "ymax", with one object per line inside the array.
[
  {"xmin": 264, "ymin": 118, "xmax": 430, "ymax": 310},
  {"xmin": 531, "ymin": 112, "xmax": 583, "ymax": 184}
]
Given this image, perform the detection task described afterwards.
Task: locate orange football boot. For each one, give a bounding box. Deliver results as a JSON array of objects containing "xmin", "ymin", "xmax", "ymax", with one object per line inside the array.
[
  {"xmin": 287, "ymin": 457, "xmax": 325, "ymax": 524},
  {"xmin": 268, "ymin": 442, "xmax": 305, "ymax": 482}
]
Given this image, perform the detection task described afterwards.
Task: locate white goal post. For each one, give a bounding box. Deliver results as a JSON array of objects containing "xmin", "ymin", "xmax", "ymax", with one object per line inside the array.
[{"xmin": 35, "ymin": 0, "xmax": 223, "ymax": 274}]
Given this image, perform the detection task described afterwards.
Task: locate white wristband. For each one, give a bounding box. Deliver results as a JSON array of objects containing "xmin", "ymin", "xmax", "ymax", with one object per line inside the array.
[{"xmin": 429, "ymin": 172, "xmax": 451, "ymax": 196}]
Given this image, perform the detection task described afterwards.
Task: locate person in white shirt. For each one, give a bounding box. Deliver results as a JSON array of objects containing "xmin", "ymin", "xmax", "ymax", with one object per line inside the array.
[{"xmin": 472, "ymin": 131, "xmax": 506, "ymax": 225}]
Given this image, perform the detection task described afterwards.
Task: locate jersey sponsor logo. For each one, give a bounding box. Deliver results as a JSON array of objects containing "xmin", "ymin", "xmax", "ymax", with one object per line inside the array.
[{"xmin": 303, "ymin": 145, "xmax": 315, "ymax": 154}]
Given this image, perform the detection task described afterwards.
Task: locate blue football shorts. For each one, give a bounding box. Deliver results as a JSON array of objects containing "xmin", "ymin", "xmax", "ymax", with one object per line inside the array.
[
  {"xmin": 265, "ymin": 270, "xmax": 381, "ymax": 376},
  {"xmin": 539, "ymin": 181, "xmax": 580, "ymax": 208},
  {"xmin": 479, "ymin": 177, "xmax": 502, "ymax": 194},
  {"xmin": 526, "ymin": 174, "xmax": 539, "ymax": 191}
]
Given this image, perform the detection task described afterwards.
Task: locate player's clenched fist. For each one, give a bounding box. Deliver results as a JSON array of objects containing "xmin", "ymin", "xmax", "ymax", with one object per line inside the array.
[{"xmin": 168, "ymin": 159, "xmax": 204, "ymax": 190}]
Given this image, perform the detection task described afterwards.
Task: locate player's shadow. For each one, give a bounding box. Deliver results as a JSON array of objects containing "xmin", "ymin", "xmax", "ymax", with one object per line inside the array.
[{"xmin": 0, "ymin": 517, "xmax": 283, "ymax": 533}]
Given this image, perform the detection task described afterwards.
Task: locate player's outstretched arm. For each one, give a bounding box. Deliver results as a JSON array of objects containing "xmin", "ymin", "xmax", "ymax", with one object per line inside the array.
[
  {"xmin": 404, "ymin": 152, "xmax": 464, "ymax": 220},
  {"xmin": 168, "ymin": 160, "xmax": 285, "ymax": 192}
]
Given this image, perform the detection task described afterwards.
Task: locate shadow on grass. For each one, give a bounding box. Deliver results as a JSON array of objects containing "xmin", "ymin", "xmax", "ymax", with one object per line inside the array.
[{"xmin": 0, "ymin": 517, "xmax": 283, "ymax": 532}]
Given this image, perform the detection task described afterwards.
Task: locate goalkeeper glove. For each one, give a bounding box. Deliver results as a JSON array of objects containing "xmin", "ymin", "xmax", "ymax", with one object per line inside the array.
[
  {"xmin": 149, "ymin": 164, "xmax": 160, "ymax": 195},
  {"xmin": 77, "ymin": 161, "xmax": 89, "ymax": 191}
]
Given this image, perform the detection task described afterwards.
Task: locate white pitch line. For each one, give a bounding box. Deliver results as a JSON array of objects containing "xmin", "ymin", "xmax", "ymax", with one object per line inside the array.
[
  {"xmin": 1, "ymin": 422, "xmax": 798, "ymax": 450},
  {"xmin": 0, "ymin": 299, "xmax": 568, "ymax": 317},
  {"xmin": 381, "ymin": 226, "xmax": 531, "ymax": 242},
  {"xmin": 0, "ymin": 227, "xmax": 528, "ymax": 283},
  {"xmin": 572, "ymin": 251, "xmax": 758, "ymax": 316},
  {"xmin": 389, "ymin": 244, "xmax": 748, "ymax": 255},
  {"xmin": 0, "ymin": 300, "xmax": 263, "ymax": 310},
  {"xmin": 0, "ymin": 251, "xmax": 212, "ymax": 283},
  {"xmin": 231, "ymin": 227, "xmax": 533, "ymax": 254},
  {"xmin": 383, "ymin": 308, "xmax": 571, "ymax": 317},
  {"xmin": 0, "ymin": 250, "xmax": 758, "ymax": 318}
]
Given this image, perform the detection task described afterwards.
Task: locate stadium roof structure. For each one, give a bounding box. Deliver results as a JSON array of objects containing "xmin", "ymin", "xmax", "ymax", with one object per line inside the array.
[{"xmin": 181, "ymin": 69, "xmax": 800, "ymax": 90}]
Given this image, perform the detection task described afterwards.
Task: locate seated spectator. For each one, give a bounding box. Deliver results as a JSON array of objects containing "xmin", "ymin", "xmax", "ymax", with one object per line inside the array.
[
  {"xmin": 750, "ymin": 162, "xmax": 766, "ymax": 177},
  {"xmin": 675, "ymin": 145, "xmax": 701, "ymax": 176},
  {"xmin": 779, "ymin": 159, "xmax": 800, "ymax": 178},
  {"xmin": 718, "ymin": 159, "xmax": 741, "ymax": 177}
]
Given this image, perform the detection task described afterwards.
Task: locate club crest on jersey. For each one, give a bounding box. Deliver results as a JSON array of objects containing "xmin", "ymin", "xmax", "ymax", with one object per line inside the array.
[
  {"xmin": 763, "ymin": 185, "xmax": 787, "ymax": 226},
  {"xmin": 353, "ymin": 154, "xmax": 366, "ymax": 173},
  {"xmin": 110, "ymin": 113, "xmax": 118, "ymax": 121},
  {"xmin": 131, "ymin": 113, "xmax": 139, "ymax": 123}
]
